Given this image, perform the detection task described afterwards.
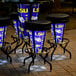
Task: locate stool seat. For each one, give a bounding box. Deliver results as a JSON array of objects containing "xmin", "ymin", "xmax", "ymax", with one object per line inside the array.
[
  {"xmin": 25, "ymin": 20, "xmax": 51, "ymax": 31},
  {"xmin": 9, "ymin": 12, "xmax": 18, "ymax": 20},
  {"xmin": 0, "ymin": 17, "xmax": 10, "ymax": 26},
  {"xmin": 46, "ymin": 14, "xmax": 69, "ymax": 23}
]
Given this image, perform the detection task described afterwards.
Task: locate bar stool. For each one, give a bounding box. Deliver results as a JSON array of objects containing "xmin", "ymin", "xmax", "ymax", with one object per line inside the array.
[
  {"xmin": 10, "ymin": 12, "xmax": 25, "ymax": 54},
  {"xmin": 46, "ymin": 13, "xmax": 72, "ymax": 61},
  {"xmin": 0, "ymin": 16, "xmax": 12, "ymax": 63},
  {"xmin": 24, "ymin": 20, "xmax": 52, "ymax": 73},
  {"xmin": 0, "ymin": 16, "xmax": 21, "ymax": 63}
]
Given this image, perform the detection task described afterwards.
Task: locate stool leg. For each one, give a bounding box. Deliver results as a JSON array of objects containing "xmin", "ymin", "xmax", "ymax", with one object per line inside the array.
[
  {"xmin": 51, "ymin": 44, "xmax": 57, "ymax": 61},
  {"xmin": 60, "ymin": 44, "xmax": 72, "ymax": 59},
  {"xmin": 44, "ymin": 59, "xmax": 52, "ymax": 72},
  {"xmin": 64, "ymin": 43, "xmax": 69, "ymax": 54},
  {"xmin": 14, "ymin": 48, "xmax": 17, "ymax": 54},
  {"xmin": 14, "ymin": 42, "xmax": 18, "ymax": 54},
  {"xmin": 28, "ymin": 55, "xmax": 36, "ymax": 73},
  {"xmin": 22, "ymin": 42, "xmax": 26, "ymax": 54},
  {"xmin": 1, "ymin": 48, "xmax": 12, "ymax": 63},
  {"xmin": 28, "ymin": 59, "xmax": 33, "ymax": 73},
  {"xmin": 32, "ymin": 55, "xmax": 36, "ymax": 65},
  {"xmin": 44, "ymin": 53, "xmax": 48, "ymax": 64},
  {"xmin": 62, "ymin": 44, "xmax": 68, "ymax": 54},
  {"xmin": 7, "ymin": 54, "xmax": 12, "ymax": 63},
  {"xmin": 23, "ymin": 55, "xmax": 32, "ymax": 66},
  {"xmin": 39, "ymin": 55, "xmax": 52, "ymax": 72}
]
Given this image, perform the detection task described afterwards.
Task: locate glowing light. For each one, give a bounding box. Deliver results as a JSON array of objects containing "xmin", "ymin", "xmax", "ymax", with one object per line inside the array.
[
  {"xmin": 0, "ymin": 26, "xmax": 6, "ymax": 47},
  {"xmin": 26, "ymin": 3, "xmax": 43, "ymax": 53},
  {"xmin": 19, "ymin": 16, "xmax": 25, "ymax": 23},
  {"xmin": 17, "ymin": 4, "xmax": 30, "ymax": 39},
  {"xmin": 35, "ymin": 37, "xmax": 42, "ymax": 42},
  {"xmin": 17, "ymin": 3, "xmax": 40, "ymax": 39},
  {"xmin": 31, "ymin": 3, "xmax": 40, "ymax": 20},
  {"xmin": 31, "ymin": 16, "xmax": 38, "ymax": 20},
  {"xmin": 13, "ymin": 20, "xmax": 22, "ymax": 37},
  {"xmin": 55, "ymin": 29, "xmax": 62, "ymax": 33},
  {"xmin": 51, "ymin": 23, "xmax": 65, "ymax": 43},
  {"xmin": 29, "ymin": 30, "xmax": 46, "ymax": 53}
]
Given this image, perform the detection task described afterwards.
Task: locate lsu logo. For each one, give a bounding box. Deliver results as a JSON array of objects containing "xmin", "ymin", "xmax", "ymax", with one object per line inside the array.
[
  {"xmin": 56, "ymin": 36, "xmax": 61, "ymax": 38},
  {"xmin": 55, "ymin": 29, "xmax": 62, "ymax": 33},
  {"xmin": 13, "ymin": 21, "xmax": 16, "ymax": 24},
  {"xmin": 31, "ymin": 16, "xmax": 38, "ymax": 20},
  {"xmin": 0, "ymin": 28, "xmax": 4, "ymax": 31},
  {"xmin": 33, "ymin": 8, "xmax": 39, "ymax": 13},
  {"xmin": 18, "ymin": 8, "xmax": 28, "ymax": 13},
  {"xmin": 55, "ymin": 25, "xmax": 57, "ymax": 28},
  {"xmin": 35, "ymin": 32, "xmax": 44, "ymax": 36},
  {"xmin": 19, "ymin": 16, "xmax": 25, "ymax": 23},
  {"xmin": 19, "ymin": 27, "xmax": 24, "ymax": 31},
  {"xmin": 26, "ymin": 30, "xmax": 29, "ymax": 32},
  {"xmin": 38, "ymin": 48, "xmax": 42, "ymax": 53},
  {"xmin": 58, "ymin": 25, "xmax": 64, "ymax": 28},
  {"xmin": 29, "ymin": 31, "xmax": 32, "ymax": 35},
  {"xmin": 35, "ymin": 37, "xmax": 41, "ymax": 42},
  {"xmin": 36, "ymin": 45, "xmax": 41, "ymax": 47}
]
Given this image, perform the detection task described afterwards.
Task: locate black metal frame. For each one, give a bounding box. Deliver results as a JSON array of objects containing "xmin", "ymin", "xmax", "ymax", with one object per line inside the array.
[
  {"xmin": 59, "ymin": 38, "xmax": 71, "ymax": 59},
  {"xmin": 1, "ymin": 35, "xmax": 23, "ymax": 63}
]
